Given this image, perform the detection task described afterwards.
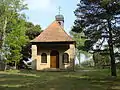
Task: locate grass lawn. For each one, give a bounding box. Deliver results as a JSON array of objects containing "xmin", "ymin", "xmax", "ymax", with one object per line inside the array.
[{"xmin": 0, "ymin": 69, "xmax": 120, "ymax": 90}]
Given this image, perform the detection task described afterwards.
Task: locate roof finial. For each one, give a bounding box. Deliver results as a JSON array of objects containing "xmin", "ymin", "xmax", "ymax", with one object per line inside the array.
[{"xmin": 58, "ymin": 6, "xmax": 61, "ymax": 15}]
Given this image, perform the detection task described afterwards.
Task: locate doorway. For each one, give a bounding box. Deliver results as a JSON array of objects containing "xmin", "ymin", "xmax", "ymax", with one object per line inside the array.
[{"xmin": 50, "ymin": 50, "xmax": 59, "ymax": 68}]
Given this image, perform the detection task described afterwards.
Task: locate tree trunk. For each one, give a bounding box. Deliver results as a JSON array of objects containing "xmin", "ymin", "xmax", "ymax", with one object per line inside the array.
[
  {"xmin": 1, "ymin": 17, "xmax": 7, "ymax": 56},
  {"xmin": 107, "ymin": 19, "xmax": 117, "ymax": 76},
  {"xmin": 4, "ymin": 62, "xmax": 7, "ymax": 71},
  {"xmin": 14, "ymin": 61, "xmax": 17, "ymax": 69},
  {"xmin": 93, "ymin": 52, "xmax": 96, "ymax": 67},
  {"xmin": 78, "ymin": 52, "xmax": 81, "ymax": 66},
  {"xmin": 1, "ymin": 17, "xmax": 8, "ymax": 71}
]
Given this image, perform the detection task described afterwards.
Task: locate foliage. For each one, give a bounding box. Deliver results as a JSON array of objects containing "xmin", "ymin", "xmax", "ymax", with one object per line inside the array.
[
  {"xmin": 0, "ymin": 0, "xmax": 43, "ymax": 70},
  {"xmin": 0, "ymin": 0, "xmax": 27, "ymax": 39},
  {"xmin": 25, "ymin": 22, "xmax": 42, "ymax": 40},
  {"xmin": 5, "ymin": 19, "xmax": 28, "ymax": 64},
  {"xmin": 73, "ymin": 0, "xmax": 120, "ymax": 76},
  {"xmin": 70, "ymin": 31, "xmax": 86, "ymax": 51},
  {"xmin": 81, "ymin": 59, "xmax": 94, "ymax": 67},
  {"xmin": 70, "ymin": 31, "xmax": 90, "ymax": 65},
  {"xmin": 93, "ymin": 50, "xmax": 110, "ymax": 68},
  {"xmin": 0, "ymin": 0, "xmax": 28, "ymax": 69}
]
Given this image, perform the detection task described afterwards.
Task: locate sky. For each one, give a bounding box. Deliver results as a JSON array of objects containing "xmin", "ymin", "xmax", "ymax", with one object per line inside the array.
[{"xmin": 24, "ymin": 0, "xmax": 79, "ymax": 34}]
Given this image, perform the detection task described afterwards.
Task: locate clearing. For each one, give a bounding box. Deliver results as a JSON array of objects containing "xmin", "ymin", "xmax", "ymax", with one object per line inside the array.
[{"xmin": 0, "ymin": 69, "xmax": 120, "ymax": 90}]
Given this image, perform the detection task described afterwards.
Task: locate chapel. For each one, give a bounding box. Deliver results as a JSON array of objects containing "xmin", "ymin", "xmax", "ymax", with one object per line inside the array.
[{"xmin": 31, "ymin": 14, "xmax": 76, "ymax": 70}]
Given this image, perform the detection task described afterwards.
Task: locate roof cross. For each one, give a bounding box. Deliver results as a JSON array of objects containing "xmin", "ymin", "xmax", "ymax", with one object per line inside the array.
[{"xmin": 58, "ymin": 6, "xmax": 61, "ymax": 15}]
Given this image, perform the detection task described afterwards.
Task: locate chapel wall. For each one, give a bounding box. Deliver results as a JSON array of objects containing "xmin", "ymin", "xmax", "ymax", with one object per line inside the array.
[
  {"xmin": 31, "ymin": 45, "xmax": 37, "ymax": 70},
  {"xmin": 32, "ymin": 43, "xmax": 75, "ymax": 70}
]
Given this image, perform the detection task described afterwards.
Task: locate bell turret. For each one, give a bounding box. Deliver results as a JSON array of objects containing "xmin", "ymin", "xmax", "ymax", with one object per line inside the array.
[
  {"xmin": 55, "ymin": 14, "xmax": 64, "ymax": 27},
  {"xmin": 55, "ymin": 7, "xmax": 64, "ymax": 27}
]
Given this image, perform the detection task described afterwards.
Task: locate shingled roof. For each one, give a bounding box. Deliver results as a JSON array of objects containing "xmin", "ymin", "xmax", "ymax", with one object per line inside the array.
[{"xmin": 31, "ymin": 21, "xmax": 74, "ymax": 42}]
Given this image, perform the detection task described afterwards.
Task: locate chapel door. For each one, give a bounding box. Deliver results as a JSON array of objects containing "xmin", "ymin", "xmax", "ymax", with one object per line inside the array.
[{"xmin": 50, "ymin": 50, "xmax": 59, "ymax": 68}]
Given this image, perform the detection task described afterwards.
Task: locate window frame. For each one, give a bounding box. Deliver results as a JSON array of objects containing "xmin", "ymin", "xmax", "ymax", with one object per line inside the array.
[
  {"xmin": 41, "ymin": 53, "xmax": 47, "ymax": 63},
  {"xmin": 62, "ymin": 53, "xmax": 69, "ymax": 63}
]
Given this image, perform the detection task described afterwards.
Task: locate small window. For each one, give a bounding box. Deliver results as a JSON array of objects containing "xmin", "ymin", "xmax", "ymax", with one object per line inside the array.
[
  {"xmin": 63, "ymin": 53, "xmax": 69, "ymax": 63},
  {"xmin": 58, "ymin": 21, "xmax": 61, "ymax": 25},
  {"xmin": 41, "ymin": 53, "xmax": 47, "ymax": 63}
]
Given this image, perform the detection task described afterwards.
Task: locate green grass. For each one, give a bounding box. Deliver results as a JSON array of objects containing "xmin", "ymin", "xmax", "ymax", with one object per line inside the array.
[{"xmin": 0, "ymin": 69, "xmax": 120, "ymax": 90}]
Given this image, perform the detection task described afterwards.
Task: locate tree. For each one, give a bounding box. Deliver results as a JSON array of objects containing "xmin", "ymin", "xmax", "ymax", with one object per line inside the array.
[
  {"xmin": 25, "ymin": 22, "xmax": 42, "ymax": 40},
  {"xmin": 5, "ymin": 18, "xmax": 28, "ymax": 69},
  {"xmin": 74, "ymin": 0, "xmax": 120, "ymax": 76},
  {"xmin": 0, "ymin": 0, "xmax": 27, "ymax": 69},
  {"xmin": 0, "ymin": 0, "xmax": 27, "ymax": 48},
  {"xmin": 70, "ymin": 31, "xmax": 89, "ymax": 65}
]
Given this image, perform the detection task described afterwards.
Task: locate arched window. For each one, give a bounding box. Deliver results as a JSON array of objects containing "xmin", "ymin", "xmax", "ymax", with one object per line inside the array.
[
  {"xmin": 41, "ymin": 53, "xmax": 47, "ymax": 63},
  {"xmin": 63, "ymin": 53, "xmax": 69, "ymax": 63}
]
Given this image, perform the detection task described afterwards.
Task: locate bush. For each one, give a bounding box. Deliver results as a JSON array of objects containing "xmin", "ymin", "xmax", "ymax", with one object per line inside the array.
[{"xmin": 81, "ymin": 59, "xmax": 94, "ymax": 67}]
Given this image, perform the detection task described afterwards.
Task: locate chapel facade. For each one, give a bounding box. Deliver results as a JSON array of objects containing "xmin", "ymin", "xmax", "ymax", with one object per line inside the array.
[{"xmin": 31, "ymin": 14, "xmax": 76, "ymax": 70}]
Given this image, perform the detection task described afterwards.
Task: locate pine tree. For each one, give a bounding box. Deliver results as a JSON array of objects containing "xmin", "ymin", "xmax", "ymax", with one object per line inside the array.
[{"xmin": 74, "ymin": 0, "xmax": 120, "ymax": 76}]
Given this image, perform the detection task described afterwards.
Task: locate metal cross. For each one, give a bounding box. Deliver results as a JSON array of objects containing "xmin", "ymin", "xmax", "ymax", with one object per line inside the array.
[{"xmin": 59, "ymin": 6, "xmax": 61, "ymax": 15}]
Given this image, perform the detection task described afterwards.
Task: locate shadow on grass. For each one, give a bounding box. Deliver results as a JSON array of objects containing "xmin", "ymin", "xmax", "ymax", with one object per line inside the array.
[{"xmin": 0, "ymin": 69, "xmax": 120, "ymax": 90}]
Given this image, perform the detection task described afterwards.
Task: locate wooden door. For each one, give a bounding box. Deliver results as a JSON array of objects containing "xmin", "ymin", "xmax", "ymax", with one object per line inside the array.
[
  {"xmin": 50, "ymin": 50, "xmax": 59, "ymax": 68},
  {"xmin": 50, "ymin": 55, "xmax": 57, "ymax": 68}
]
